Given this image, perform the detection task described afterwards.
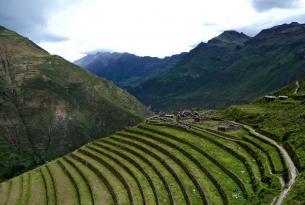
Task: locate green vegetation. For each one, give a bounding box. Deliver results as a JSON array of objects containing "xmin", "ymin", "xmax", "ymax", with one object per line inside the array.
[
  {"xmin": 75, "ymin": 52, "xmax": 184, "ymax": 89},
  {"xmin": 0, "ymin": 119, "xmax": 288, "ymax": 204},
  {"xmin": 0, "ymin": 26, "xmax": 147, "ymax": 182},
  {"xmin": 131, "ymin": 22, "xmax": 305, "ymax": 110},
  {"xmin": 1, "ymin": 22, "xmax": 303, "ymax": 205},
  {"xmin": 218, "ymin": 77, "xmax": 305, "ymax": 204}
]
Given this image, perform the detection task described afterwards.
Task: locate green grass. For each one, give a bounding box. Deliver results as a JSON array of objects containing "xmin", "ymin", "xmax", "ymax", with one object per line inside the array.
[
  {"xmin": 114, "ymin": 132, "xmax": 213, "ymax": 205},
  {"xmin": 82, "ymin": 146, "xmax": 144, "ymax": 204},
  {"xmin": 86, "ymin": 144, "xmax": 152, "ymax": 204},
  {"xmin": 58, "ymin": 158, "xmax": 93, "ymax": 205},
  {"xmin": 19, "ymin": 173, "xmax": 31, "ymax": 205},
  {"xmin": 128, "ymin": 127, "xmax": 245, "ymax": 204},
  {"xmin": 239, "ymin": 130, "xmax": 285, "ymax": 173},
  {"xmin": 103, "ymin": 137, "xmax": 188, "ymax": 204},
  {"xmin": 134, "ymin": 126, "xmax": 248, "ymax": 204},
  {"xmin": 150, "ymin": 125, "xmax": 258, "ymax": 193},
  {"xmin": 66, "ymin": 155, "xmax": 114, "ymax": 204},
  {"xmin": 29, "ymin": 170, "xmax": 47, "ymax": 205},
  {"xmin": 93, "ymin": 140, "xmax": 170, "ymax": 204},
  {"xmin": 5, "ymin": 176, "xmax": 22, "ymax": 205},
  {"xmin": 218, "ymin": 96, "xmax": 305, "ymax": 204},
  {"xmin": 0, "ymin": 180, "xmax": 10, "ymax": 205},
  {"xmin": 40, "ymin": 166, "xmax": 57, "ymax": 205},
  {"xmin": 48, "ymin": 161, "xmax": 78, "ymax": 205},
  {"xmin": 75, "ymin": 151, "xmax": 130, "ymax": 205},
  {"xmin": 77, "ymin": 148, "xmax": 136, "ymax": 204},
  {"xmin": 0, "ymin": 119, "xmax": 288, "ymax": 204}
]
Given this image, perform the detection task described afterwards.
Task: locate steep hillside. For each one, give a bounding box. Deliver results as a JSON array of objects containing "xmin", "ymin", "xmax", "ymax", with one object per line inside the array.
[
  {"xmin": 0, "ymin": 118, "xmax": 289, "ymax": 205},
  {"xmin": 218, "ymin": 76, "xmax": 305, "ymax": 204},
  {"xmin": 75, "ymin": 52, "xmax": 184, "ymax": 89},
  {"xmin": 131, "ymin": 22, "xmax": 305, "ymax": 110},
  {"xmin": 0, "ymin": 26, "xmax": 147, "ymax": 182}
]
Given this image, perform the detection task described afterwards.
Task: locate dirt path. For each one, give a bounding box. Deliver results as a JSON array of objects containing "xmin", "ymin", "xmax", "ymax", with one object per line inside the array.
[
  {"xmin": 294, "ymin": 81, "xmax": 299, "ymax": 94},
  {"xmin": 241, "ymin": 124, "xmax": 297, "ymax": 205}
]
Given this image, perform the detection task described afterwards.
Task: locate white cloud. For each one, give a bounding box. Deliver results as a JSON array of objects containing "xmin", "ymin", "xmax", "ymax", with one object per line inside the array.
[
  {"xmin": 33, "ymin": 0, "xmax": 305, "ymax": 61},
  {"xmin": 0, "ymin": 0, "xmax": 70, "ymax": 42},
  {"xmin": 250, "ymin": 0, "xmax": 300, "ymax": 12}
]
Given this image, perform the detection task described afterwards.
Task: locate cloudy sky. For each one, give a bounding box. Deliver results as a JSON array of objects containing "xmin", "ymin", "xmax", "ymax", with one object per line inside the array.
[{"xmin": 1, "ymin": 0, "xmax": 305, "ymax": 61}]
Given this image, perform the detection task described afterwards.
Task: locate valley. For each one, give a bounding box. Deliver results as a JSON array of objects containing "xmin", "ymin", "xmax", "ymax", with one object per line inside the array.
[
  {"xmin": 0, "ymin": 114, "xmax": 294, "ymax": 205},
  {"xmin": 1, "ymin": 15, "xmax": 305, "ymax": 205},
  {"xmin": 78, "ymin": 23, "xmax": 305, "ymax": 111}
]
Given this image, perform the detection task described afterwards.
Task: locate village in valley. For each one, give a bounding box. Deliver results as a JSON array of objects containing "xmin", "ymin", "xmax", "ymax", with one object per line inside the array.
[
  {"xmin": 146, "ymin": 109, "xmax": 243, "ymax": 133},
  {"xmin": 145, "ymin": 93, "xmax": 290, "ymax": 134}
]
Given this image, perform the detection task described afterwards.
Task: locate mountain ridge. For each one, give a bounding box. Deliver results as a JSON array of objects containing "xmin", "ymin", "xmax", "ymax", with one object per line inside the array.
[
  {"xmin": 0, "ymin": 25, "xmax": 147, "ymax": 181},
  {"xmin": 74, "ymin": 50, "xmax": 186, "ymax": 89},
  {"xmin": 130, "ymin": 22, "xmax": 305, "ymax": 110}
]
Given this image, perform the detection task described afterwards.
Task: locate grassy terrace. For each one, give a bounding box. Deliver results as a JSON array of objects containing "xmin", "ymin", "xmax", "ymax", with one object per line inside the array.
[
  {"xmin": 192, "ymin": 121, "xmax": 286, "ymax": 172},
  {"xmin": 0, "ymin": 119, "xmax": 286, "ymax": 205},
  {"xmin": 192, "ymin": 126, "xmax": 281, "ymax": 176}
]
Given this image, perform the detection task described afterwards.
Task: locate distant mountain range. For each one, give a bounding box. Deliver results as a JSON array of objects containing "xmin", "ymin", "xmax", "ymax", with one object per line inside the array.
[
  {"xmin": 77, "ymin": 22, "xmax": 305, "ymax": 110},
  {"xmin": 0, "ymin": 26, "xmax": 146, "ymax": 181},
  {"xmin": 75, "ymin": 52, "xmax": 185, "ymax": 89}
]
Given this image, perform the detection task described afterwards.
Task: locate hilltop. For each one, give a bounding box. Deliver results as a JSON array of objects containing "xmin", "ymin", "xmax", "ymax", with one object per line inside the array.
[
  {"xmin": 0, "ymin": 26, "xmax": 147, "ymax": 181},
  {"xmin": 129, "ymin": 22, "xmax": 305, "ymax": 110},
  {"xmin": 75, "ymin": 52, "xmax": 184, "ymax": 89}
]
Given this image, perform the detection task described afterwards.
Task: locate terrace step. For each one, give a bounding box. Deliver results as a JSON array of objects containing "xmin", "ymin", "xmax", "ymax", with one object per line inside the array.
[
  {"xmin": 151, "ymin": 124, "xmax": 259, "ymax": 193},
  {"xmin": 100, "ymin": 138, "xmax": 185, "ymax": 204},
  {"xmin": 0, "ymin": 120, "xmax": 290, "ymax": 205},
  {"xmin": 70, "ymin": 153, "xmax": 119, "ymax": 205},
  {"xmin": 48, "ymin": 161, "xmax": 79, "ymax": 205},
  {"xmin": 5, "ymin": 176, "xmax": 22, "ymax": 205},
  {"xmin": 198, "ymin": 125, "xmax": 286, "ymax": 175},
  {"xmin": 93, "ymin": 140, "xmax": 171, "ymax": 204},
  {"xmin": 111, "ymin": 135, "xmax": 207, "ymax": 205},
  {"xmin": 0, "ymin": 181, "xmax": 9, "ymax": 205},
  {"xmin": 63, "ymin": 157, "xmax": 95, "ymax": 205},
  {"xmin": 85, "ymin": 145, "xmax": 146, "ymax": 205},
  {"xmin": 28, "ymin": 169, "xmax": 47, "ymax": 205},
  {"xmin": 120, "ymin": 130, "xmax": 227, "ymax": 204},
  {"xmin": 67, "ymin": 155, "xmax": 114, "ymax": 204},
  {"xmin": 21, "ymin": 173, "xmax": 32, "ymax": 205},
  {"xmin": 59, "ymin": 158, "xmax": 95, "ymax": 205},
  {"xmin": 77, "ymin": 149, "xmax": 134, "ymax": 204},
  {"xmin": 136, "ymin": 125, "xmax": 250, "ymax": 202},
  {"xmin": 41, "ymin": 166, "xmax": 57, "ymax": 205}
]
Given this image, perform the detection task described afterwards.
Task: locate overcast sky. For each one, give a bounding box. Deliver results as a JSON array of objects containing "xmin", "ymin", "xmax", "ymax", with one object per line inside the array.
[{"xmin": 1, "ymin": 0, "xmax": 305, "ymax": 61}]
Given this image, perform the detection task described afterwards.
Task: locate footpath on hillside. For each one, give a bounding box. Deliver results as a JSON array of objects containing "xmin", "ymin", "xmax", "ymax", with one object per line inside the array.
[{"xmin": 238, "ymin": 124, "xmax": 297, "ymax": 205}]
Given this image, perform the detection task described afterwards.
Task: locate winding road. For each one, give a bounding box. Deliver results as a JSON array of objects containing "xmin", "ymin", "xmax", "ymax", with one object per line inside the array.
[
  {"xmin": 181, "ymin": 118, "xmax": 297, "ymax": 204},
  {"xmin": 240, "ymin": 124, "xmax": 297, "ymax": 205}
]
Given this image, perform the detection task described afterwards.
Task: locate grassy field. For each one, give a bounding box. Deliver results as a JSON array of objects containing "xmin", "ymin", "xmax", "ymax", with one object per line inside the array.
[
  {"xmin": 0, "ymin": 117, "xmax": 288, "ymax": 205},
  {"xmin": 218, "ymin": 87, "xmax": 305, "ymax": 204}
]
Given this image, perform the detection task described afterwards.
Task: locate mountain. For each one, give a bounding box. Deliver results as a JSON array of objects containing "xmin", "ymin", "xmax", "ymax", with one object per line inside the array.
[
  {"xmin": 218, "ymin": 75, "xmax": 305, "ymax": 204},
  {"xmin": 0, "ymin": 26, "xmax": 147, "ymax": 181},
  {"xmin": 74, "ymin": 52, "xmax": 185, "ymax": 89},
  {"xmin": 131, "ymin": 22, "xmax": 305, "ymax": 110}
]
